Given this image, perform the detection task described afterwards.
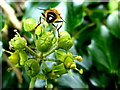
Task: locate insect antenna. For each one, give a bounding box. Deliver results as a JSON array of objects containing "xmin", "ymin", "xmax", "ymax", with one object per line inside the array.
[
  {"xmin": 37, "ymin": 8, "xmax": 47, "ymax": 11},
  {"xmin": 60, "ymin": 16, "xmax": 66, "ymax": 23}
]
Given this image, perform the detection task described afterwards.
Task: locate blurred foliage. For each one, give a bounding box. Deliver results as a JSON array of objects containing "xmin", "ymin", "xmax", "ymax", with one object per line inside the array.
[{"xmin": 1, "ymin": 1, "xmax": 120, "ymax": 89}]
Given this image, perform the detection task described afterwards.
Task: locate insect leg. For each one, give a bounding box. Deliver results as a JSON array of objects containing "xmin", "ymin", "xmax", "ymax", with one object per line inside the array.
[
  {"xmin": 34, "ymin": 13, "xmax": 45, "ymax": 29},
  {"xmin": 41, "ymin": 13, "xmax": 45, "ymax": 17},
  {"xmin": 34, "ymin": 16, "xmax": 41, "ymax": 29},
  {"xmin": 55, "ymin": 21, "xmax": 63, "ymax": 37},
  {"xmin": 49, "ymin": 24, "xmax": 57, "ymax": 32}
]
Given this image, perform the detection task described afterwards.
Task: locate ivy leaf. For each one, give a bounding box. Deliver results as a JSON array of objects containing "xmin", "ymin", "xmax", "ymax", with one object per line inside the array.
[
  {"xmin": 88, "ymin": 24, "xmax": 120, "ymax": 87},
  {"xmin": 107, "ymin": 12, "xmax": 120, "ymax": 39},
  {"xmin": 57, "ymin": 70, "xmax": 88, "ymax": 88}
]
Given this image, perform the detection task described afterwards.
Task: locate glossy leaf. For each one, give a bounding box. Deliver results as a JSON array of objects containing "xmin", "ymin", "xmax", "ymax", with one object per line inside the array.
[
  {"xmin": 66, "ymin": 2, "xmax": 84, "ymax": 35},
  {"xmin": 88, "ymin": 24, "xmax": 120, "ymax": 87},
  {"xmin": 89, "ymin": 73, "xmax": 109, "ymax": 88},
  {"xmin": 57, "ymin": 70, "xmax": 88, "ymax": 88},
  {"xmin": 88, "ymin": 24, "xmax": 120, "ymax": 72},
  {"xmin": 107, "ymin": 12, "xmax": 120, "ymax": 39}
]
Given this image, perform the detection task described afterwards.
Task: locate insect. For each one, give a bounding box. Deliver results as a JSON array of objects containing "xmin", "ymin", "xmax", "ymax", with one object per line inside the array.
[{"xmin": 34, "ymin": 8, "xmax": 65, "ymax": 37}]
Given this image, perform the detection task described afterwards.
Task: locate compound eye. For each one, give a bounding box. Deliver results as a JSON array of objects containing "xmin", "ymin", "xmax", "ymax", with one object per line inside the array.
[{"xmin": 47, "ymin": 13, "xmax": 56, "ymax": 23}]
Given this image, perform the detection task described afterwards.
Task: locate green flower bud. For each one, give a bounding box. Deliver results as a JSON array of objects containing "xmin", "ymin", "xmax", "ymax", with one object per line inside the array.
[
  {"xmin": 42, "ymin": 62, "xmax": 51, "ymax": 75},
  {"xmin": 35, "ymin": 35, "xmax": 52, "ymax": 52},
  {"xmin": 52, "ymin": 63, "xmax": 67, "ymax": 75},
  {"xmin": 23, "ymin": 18, "xmax": 36, "ymax": 32},
  {"xmin": 44, "ymin": 31, "xmax": 57, "ymax": 44},
  {"xmin": 59, "ymin": 31, "xmax": 70, "ymax": 37},
  {"xmin": 64, "ymin": 56, "xmax": 73, "ymax": 68},
  {"xmin": 25, "ymin": 59, "xmax": 40, "ymax": 77},
  {"xmin": 47, "ymin": 72, "xmax": 60, "ymax": 79},
  {"xmin": 9, "ymin": 35, "xmax": 27, "ymax": 50},
  {"xmin": 19, "ymin": 50, "xmax": 28, "ymax": 65},
  {"xmin": 58, "ymin": 31, "xmax": 73, "ymax": 50},
  {"xmin": 35, "ymin": 26, "xmax": 44, "ymax": 35},
  {"xmin": 8, "ymin": 52, "xmax": 20, "ymax": 64},
  {"xmin": 36, "ymin": 73, "xmax": 46, "ymax": 80},
  {"xmin": 45, "ymin": 84, "xmax": 53, "ymax": 88},
  {"xmin": 55, "ymin": 50, "xmax": 67, "ymax": 62},
  {"xmin": 45, "ymin": 31, "xmax": 54, "ymax": 39}
]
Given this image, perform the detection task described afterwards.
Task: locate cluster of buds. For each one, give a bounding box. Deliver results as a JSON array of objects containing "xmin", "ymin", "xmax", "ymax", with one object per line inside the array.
[{"xmin": 6, "ymin": 18, "xmax": 83, "ymax": 88}]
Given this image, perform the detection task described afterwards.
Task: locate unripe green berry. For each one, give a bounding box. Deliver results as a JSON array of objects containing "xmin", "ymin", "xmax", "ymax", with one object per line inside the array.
[
  {"xmin": 25, "ymin": 59, "xmax": 40, "ymax": 77},
  {"xmin": 8, "ymin": 52, "xmax": 19, "ymax": 64},
  {"xmin": 35, "ymin": 26, "xmax": 44, "ymax": 35},
  {"xmin": 35, "ymin": 36, "xmax": 52, "ymax": 52},
  {"xmin": 45, "ymin": 84, "xmax": 53, "ymax": 88},
  {"xmin": 47, "ymin": 72, "xmax": 60, "ymax": 79},
  {"xmin": 44, "ymin": 31, "xmax": 57, "ymax": 44},
  {"xmin": 59, "ymin": 31, "xmax": 70, "ymax": 37},
  {"xmin": 45, "ymin": 31, "xmax": 54, "ymax": 39},
  {"xmin": 9, "ymin": 36, "xmax": 27, "ymax": 50},
  {"xmin": 23, "ymin": 18, "xmax": 36, "ymax": 32},
  {"xmin": 58, "ymin": 31, "xmax": 73, "ymax": 50}
]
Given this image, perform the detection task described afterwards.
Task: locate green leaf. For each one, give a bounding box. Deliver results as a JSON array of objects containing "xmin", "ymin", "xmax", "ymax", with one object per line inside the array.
[
  {"xmin": 66, "ymin": 2, "xmax": 84, "ymax": 35},
  {"xmin": 88, "ymin": 24, "xmax": 120, "ymax": 73},
  {"xmin": 74, "ymin": 23, "xmax": 95, "ymax": 55},
  {"xmin": 57, "ymin": 70, "xmax": 88, "ymax": 88},
  {"xmin": 87, "ymin": 23, "xmax": 120, "ymax": 87},
  {"xmin": 107, "ymin": 12, "xmax": 120, "ymax": 39},
  {"xmin": 89, "ymin": 73, "xmax": 109, "ymax": 88},
  {"xmin": 2, "ymin": 62, "xmax": 17, "ymax": 88},
  {"xmin": 23, "ymin": 2, "xmax": 60, "ymax": 20}
]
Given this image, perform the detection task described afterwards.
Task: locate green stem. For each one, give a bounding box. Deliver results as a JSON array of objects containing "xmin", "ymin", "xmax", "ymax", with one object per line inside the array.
[
  {"xmin": 24, "ymin": 45, "xmax": 39, "ymax": 57},
  {"xmin": 43, "ymin": 58, "xmax": 62, "ymax": 63},
  {"xmin": 74, "ymin": 23, "xmax": 95, "ymax": 39},
  {"xmin": 29, "ymin": 77, "xmax": 36, "ymax": 89},
  {"xmin": 43, "ymin": 43, "xmax": 58, "ymax": 57},
  {"xmin": 2, "ymin": 49, "xmax": 13, "ymax": 54}
]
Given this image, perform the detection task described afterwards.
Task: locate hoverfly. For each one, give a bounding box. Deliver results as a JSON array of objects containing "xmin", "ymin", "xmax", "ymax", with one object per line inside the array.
[{"xmin": 34, "ymin": 8, "xmax": 65, "ymax": 37}]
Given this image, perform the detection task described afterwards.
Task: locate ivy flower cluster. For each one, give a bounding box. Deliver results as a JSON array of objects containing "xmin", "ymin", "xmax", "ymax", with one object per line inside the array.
[{"xmin": 7, "ymin": 18, "xmax": 83, "ymax": 88}]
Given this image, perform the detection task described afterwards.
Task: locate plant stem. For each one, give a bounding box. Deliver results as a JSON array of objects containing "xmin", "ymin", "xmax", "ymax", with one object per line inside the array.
[
  {"xmin": 43, "ymin": 43, "xmax": 58, "ymax": 57},
  {"xmin": 43, "ymin": 58, "xmax": 62, "ymax": 63},
  {"xmin": 2, "ymin": 49, "xmax": 13, "ymax": 54},
  {"xmin": 29, "ymin": 77, "xmax": 36, "ymax": 89},
  {"xmin": 74, "ymin": 23, "xmax": 95, "ymax": 39},
  {"xmin": 24, "ymin": 45, "xmax": 39, "ymax": 57}
]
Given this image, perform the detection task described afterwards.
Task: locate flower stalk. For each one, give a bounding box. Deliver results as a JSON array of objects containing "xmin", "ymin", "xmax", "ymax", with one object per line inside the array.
[{"xmin": 29, "ymin": 77, "xmax": 36, "ymax": 89}]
